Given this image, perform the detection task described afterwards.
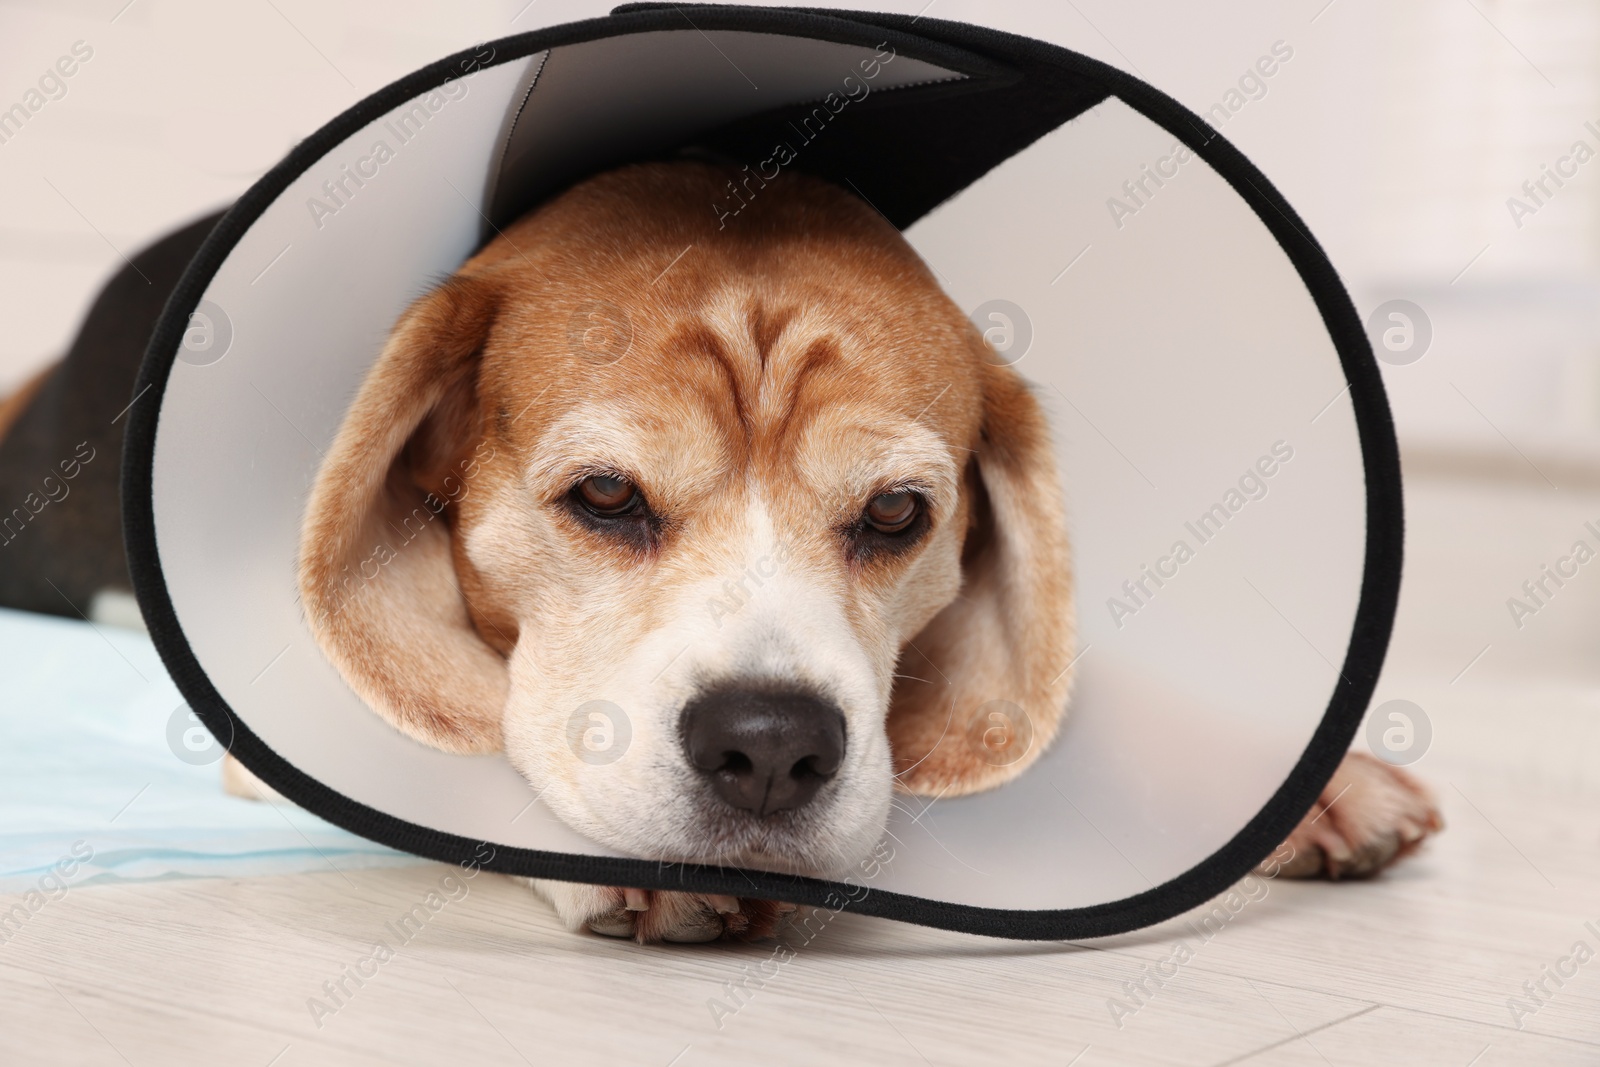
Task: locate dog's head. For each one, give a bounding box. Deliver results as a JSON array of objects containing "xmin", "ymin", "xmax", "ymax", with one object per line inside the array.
[{"xmin": 299, "ymin": 162, "xmax": 1073, "ymax": 877}]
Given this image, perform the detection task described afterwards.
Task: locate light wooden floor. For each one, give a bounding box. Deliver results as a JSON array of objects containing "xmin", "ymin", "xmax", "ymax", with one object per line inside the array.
[{"xmin": 4, "ymin": 476, "xmax": 1599, "ymax": 1066}]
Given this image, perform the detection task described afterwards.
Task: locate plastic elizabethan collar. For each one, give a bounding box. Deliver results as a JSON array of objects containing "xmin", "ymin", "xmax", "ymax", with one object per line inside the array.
[{"xmin": 124, "ymin": 4, "xmax": 1400, "ymax": 939}]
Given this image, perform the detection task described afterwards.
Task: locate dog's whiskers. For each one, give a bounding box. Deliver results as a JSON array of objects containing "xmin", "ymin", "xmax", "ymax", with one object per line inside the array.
[
  {"xmin": 892, "ymin": 691, "xmax": 959, "ymax": 783},
  {"xmin": 888, "ymin": 799, "xmax": 924, "ymax": 821},
  {"xmin": 902, "ymin": 637, "xmax": 953, "ymax": 687}
]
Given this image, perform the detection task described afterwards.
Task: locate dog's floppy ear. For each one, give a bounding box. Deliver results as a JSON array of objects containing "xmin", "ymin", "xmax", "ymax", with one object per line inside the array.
[
  {"xmin": 888, "ymin": 359, "xmax": 1075, "ymax": 796},
  {"xmin": 298, "ymin": 275, "xmax": 508, "ymax": 754}
]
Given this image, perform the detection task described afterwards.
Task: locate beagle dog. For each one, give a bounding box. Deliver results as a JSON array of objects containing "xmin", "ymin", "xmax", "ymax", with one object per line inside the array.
[
  {"xmin": 293, "ymin": 161, "xmax": 1442, "ymax": 941},
  {"xmin": 0, "ymin": 161, "xmax": 1441, "ymax": 944}
]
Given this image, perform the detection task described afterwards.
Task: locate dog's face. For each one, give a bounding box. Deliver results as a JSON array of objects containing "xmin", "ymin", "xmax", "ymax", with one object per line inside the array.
[{"xmin": 300, "ymin": 162, "xmax": 1073, "ymax": 878}]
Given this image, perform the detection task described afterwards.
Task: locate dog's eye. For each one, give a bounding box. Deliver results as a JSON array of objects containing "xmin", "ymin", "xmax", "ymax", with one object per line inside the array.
[
  {"xmin": 565, "ymin": 473, "xmax": 659, "ymax": 553},
  {"xmin": 574, "ymin": 474, "xmax": 641, "ymax": 516},
  {"xmin": 845, "ymin": 488, "xmax": 929, "ymax": 564},
  {"xmin": 864, "ymin": 491, "xmax": 919, "ymax": 534}
]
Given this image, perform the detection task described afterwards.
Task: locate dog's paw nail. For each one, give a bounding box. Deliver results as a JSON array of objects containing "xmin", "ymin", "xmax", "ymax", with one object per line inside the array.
[
  {"xmin": 587, "ymin": 910, "xmax": 637, "ymax": 938},
  {"xmin": 623, "ymin": 888, "xmax": 651, "ymax": 911},
  {"xmin": 662, "ymin": 916, "xmax": 724, "ymax": 943},
  {"xmin": 776, "ymin": 902, "xmax": 798, "ymax": 915},
  {"xmin": 707, "ymin": 894, "xmax": 740, "ymax": 914}
]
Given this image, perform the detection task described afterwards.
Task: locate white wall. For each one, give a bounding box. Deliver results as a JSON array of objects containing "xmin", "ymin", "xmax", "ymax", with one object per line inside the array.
[{"xmin": 2, "ymin": 0, "xmax": 1596, "ymax": 465}]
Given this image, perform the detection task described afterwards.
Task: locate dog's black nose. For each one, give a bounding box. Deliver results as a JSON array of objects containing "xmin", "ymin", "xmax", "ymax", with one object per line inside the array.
[{"xmin": 681, "ymin": 687, "xmax": 845, "ymax": 816}]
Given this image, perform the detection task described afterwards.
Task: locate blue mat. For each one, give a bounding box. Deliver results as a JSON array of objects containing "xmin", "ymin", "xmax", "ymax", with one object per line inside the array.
[{"xmin": 0, "ymin": 607, "xmax": 422, "ymax": 892}]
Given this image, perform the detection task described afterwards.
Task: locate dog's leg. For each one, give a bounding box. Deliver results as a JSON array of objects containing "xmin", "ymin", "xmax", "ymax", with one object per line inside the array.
[
  {"xmin": 527, "ymin": 880, "xmax": 789, "ymax": 943},
  {"xmin": 1265, "ymin": 751, "xmax": 1442, "ymax": 879}
]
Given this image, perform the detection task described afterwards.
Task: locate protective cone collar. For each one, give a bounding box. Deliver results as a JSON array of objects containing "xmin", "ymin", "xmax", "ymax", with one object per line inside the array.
[{"xmin": 124, "ymin": 3, "xmax": 1402, "ymax": 940}]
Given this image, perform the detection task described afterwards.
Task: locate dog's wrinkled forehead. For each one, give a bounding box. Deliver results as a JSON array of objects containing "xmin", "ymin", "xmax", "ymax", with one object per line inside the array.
[
  {"xmin": 474, "ymin": 165, "xmax": 984, "ymax": 505},
  {"xmin": 507, "ymin": 306, "xmax": 968, "ymax": 503}
]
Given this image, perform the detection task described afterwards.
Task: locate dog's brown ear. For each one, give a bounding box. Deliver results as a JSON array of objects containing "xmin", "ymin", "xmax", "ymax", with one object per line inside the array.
[
  {"xmin": 888, "ymin": 359, "xmax": 1075, "ymax": 796},
  {"xmin": 298, "ymin": 276, "xmax": 508, "ymax": 754}
]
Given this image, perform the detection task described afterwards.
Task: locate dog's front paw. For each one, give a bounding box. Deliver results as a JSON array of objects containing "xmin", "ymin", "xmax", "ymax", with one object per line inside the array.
[
  {"xmin": 1265, "ymin": 751, "xmax": 1443, "ymax": 880},
  {"xmin": 528, "ymin": 879, "xmax": 790, "ymax": 943}
]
